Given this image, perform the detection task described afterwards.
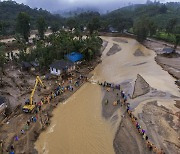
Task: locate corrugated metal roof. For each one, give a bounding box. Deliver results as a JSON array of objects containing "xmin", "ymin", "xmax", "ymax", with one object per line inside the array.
[{"xmin": 50, "ymin": 59, "xmax": 74, "ymax": 70}]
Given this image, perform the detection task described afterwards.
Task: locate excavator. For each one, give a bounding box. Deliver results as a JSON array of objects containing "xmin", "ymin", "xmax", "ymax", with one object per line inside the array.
[{"xmin": 22, "ymin": 76, "xmax": 46, "ymax": 113}]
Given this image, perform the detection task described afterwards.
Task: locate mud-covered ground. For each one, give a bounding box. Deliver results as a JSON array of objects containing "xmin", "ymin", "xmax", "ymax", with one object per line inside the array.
[
  {"xmin": 0, "ymin": 62, "xmax": 97, "ymax": 153},
  {"xmin": 0, "ymin": 42, "xmax": 103, "ymax": 153},
  {"xmin": 101, "ymin": 75, "xmax": 179, "ymax": 154},
  {"xmin": 99, "ymin": 36, "xmax": 180, "ymax": 154},
  {"xmin": 155, "ymin": 56, "xmax": 180, "ymax": 81},
  {"xmin": 144, "ymin": 39, "xmax": 180, "ymax": 87}
]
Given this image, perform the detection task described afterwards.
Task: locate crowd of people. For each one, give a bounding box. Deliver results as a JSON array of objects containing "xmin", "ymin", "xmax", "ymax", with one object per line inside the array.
[
  {"xmin": 0, "ymin": 77, "xmax": 166, "ymax": 154},
  {"xmin": 98, "ymin": 80, "xmax": 165, "ymax": 154},
  {"xmin": 0, "ymin": 74, "xmax": 87, "ymax": 154},
  {"xmin": 126, "ymin": 105, "xmax": 165, "ymax": 154}
]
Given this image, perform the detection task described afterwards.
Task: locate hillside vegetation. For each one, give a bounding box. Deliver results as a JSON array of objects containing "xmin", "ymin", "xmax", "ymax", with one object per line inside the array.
[
  {"xmin": 0, "ymin": 1, "xmax": 179, "ymax": 46},
  {"xmin": 104, "ymin": 2, "xmax": 180, "ymax": 29},
  {"xmin": 0, "ymin": 1, "xmax": 64, "ymax": 35},
  {"xmin": 63, "ymin": 2, "xmax": 180, "ymax": 46}
]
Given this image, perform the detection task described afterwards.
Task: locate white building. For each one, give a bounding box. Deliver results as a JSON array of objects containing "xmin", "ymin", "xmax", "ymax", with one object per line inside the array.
[{"xmin": 50, "ymin": 59, "xmax": 75, "ymax": 76}]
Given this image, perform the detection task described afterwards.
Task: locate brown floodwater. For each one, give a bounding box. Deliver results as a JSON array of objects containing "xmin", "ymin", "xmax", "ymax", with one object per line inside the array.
[
  {"xmin": 35, "ymin": 83, "xmax": 116, "ymax": 154},
  {"xmin": 35, "ymin": 37, "xmax": 179, "ymax": 154}
]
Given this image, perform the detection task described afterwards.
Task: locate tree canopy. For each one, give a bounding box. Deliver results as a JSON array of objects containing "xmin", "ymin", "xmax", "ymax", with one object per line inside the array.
[
  {"xmin": 37, "ymin": 16, "xmax": 46, "ymax": 40},
  {"xmin": 16, "ymin": 12, "xmax": 30, "ymax": 42},
  {"xmin": 0, "ymin": 1, "xmax": 64, "ymax": 35},
  {"xmin": 18, "ymin": 30, "xmax": 102, "ymax": 69}
]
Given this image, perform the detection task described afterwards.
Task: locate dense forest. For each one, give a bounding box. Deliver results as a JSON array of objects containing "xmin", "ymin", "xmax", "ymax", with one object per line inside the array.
[
  {"xmin": 104, "ymin": 2, "xmax": 180, "ymax": 43},
  {"xmin": 104, "ymin": 2, "xmax": 180, "ymax": 29},
  {"xmin": 0, "ymin": 1, "xmax": 179, "ymax": 45},
  {"xmin": 63, "ymin": 2, "xmax": 180, "ymax": 45},
  {"xmin": 0, "ymin": 1, "xmax": 64, "ymax": 35},
  {"xmin": 65, "ymin": 2, "xmax": 180, "ymax": 30}
]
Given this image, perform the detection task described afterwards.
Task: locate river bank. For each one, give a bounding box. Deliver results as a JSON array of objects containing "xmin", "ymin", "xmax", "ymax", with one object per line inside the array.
[
  {"xmin": 143, "ymin": 39, "xmax": 180, "ymax": 87},
  {"xmin": 0, "ymin": 53, "xmax": 101, "ymax": 153},
  {"xmin": 95, "ymin": 36, "xmax": 180, "ymax": 154},
  {"xmin": 1, "ymin": 36, "xmax": 179, "ymax": 154}
]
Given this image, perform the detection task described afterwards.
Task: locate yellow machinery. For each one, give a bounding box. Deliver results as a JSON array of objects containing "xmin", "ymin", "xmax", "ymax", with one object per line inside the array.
[{"xmin": 22, "ymin": 76, "xmax": 46, "ymax": 113}]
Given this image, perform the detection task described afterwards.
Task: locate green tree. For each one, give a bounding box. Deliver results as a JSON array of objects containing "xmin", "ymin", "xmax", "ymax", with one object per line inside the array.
[
  {"xmin": 166, "ymin": 18, "xmax": 180, "ymax": 52},
  {"xmin": 66, "ymin": 18, "xmax": 77, "ymax": 30},
  {"xmin": 80, "ymin": 34, "xmax": 102, "ymax": 60},
  {"xmin": 16, "ymin": 12, "xmax": 30, "ymax": 42},
  {"xmin": 38, "ymin": 57, "xmax": 46, "ymax": 69},
  {"xmin": 51, "ymin": 22, "xmax": 60, "ymax": 33},
  {"xmin": 15, "ymin": 34, "xmax": 27, "ymax": 53},
  {"xmin": 173, "ymin": 25, "xmax": 180, "ymax": 52},
  {"xmin": 112, "ymin": 17, "xmax": 133, "ymax": 33},
  {"xmin": 37, "ymin": 16, "xmax": 46, "ymax": 40},
  {"xmin": 148, "ymin": 20, "xmax": 157, "ymax": 36},
  {"xmin": 166, "ymin": 18, "xmax": 178, "ymax": 34},
  {"xmin": 15, "ymin": 34, "xmax": 28, "ymax": 62},
  {"xmin": 0, "ymin": 21, "xmax": 10, "ymax": 35},
  {"xmin": 100, "ymin": 20, "xmax": 109, "ymax": 32},
  {"xmin": 159, "ymin": 4, "xmax": 167, "ymax": 14},
  {"xmin": 133, "ymin": 18, "xmax": 149, "ymax": 42},
  {"xmin": 0, "ymin": 46, "xmax": 6, "ymax": 86},
  {"xmin": 73, "ymin": 28, "xmax": 83, "ymax": 40},
  {"xmin": 133, "ymin": 17, "xmax": 157, "ymax": 42},
  {"xmin": 88, "ymin": 17, "xmax": 101, "ymax": 35}
]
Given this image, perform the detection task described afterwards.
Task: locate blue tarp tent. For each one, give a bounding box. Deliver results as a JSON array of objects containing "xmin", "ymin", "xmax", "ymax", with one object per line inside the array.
[{"xmin": 65, "ymin": 52, "xmax": 83, "ymax": 63}]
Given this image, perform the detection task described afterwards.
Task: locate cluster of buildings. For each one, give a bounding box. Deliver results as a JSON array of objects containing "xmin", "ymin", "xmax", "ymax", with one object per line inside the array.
[{"xmin": 21, "ymin": 52, "xmax": 83, "ymax": 76}]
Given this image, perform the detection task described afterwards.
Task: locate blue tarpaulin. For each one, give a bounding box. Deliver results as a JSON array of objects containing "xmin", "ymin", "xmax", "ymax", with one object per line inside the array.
[{"xmin": 65, "ymin": 52, "xmax": 83, "ymax": 62}]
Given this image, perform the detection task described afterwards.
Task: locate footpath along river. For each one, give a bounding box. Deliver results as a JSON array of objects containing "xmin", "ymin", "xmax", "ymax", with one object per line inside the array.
[{"xmin": 35, "ymin": 36, "xmax": 179, "ymax": 154}]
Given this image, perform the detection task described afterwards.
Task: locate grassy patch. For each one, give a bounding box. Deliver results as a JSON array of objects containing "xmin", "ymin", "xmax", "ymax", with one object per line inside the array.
[{"xmin": 153, "ymin": 32, "xmax": 176, "ymax": 44}]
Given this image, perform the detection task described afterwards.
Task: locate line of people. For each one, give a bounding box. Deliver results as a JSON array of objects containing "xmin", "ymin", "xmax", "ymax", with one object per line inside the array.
[
  {"xmin": 126, "ymin": 102, "xmax": 165, "ymax": 154},
  {"xmin": 5, "ymin": 74, "xmax": 87, "ymax": 154},
  {"xmin": 97, "ymin": 80, "xmax": 165, "ymax": 154},
  {"xmin": 98, "ymin": 81, "xmax": 121, "ymax": 90},
  {"xmin": 34, "ymin": 75, "xmax": 86, "ymax": 110}
]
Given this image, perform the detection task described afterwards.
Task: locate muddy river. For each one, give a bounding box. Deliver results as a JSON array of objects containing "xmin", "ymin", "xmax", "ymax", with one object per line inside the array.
[{"xmin": 35, "ymin": 37, "xmax": 179, "ymax": 154}]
